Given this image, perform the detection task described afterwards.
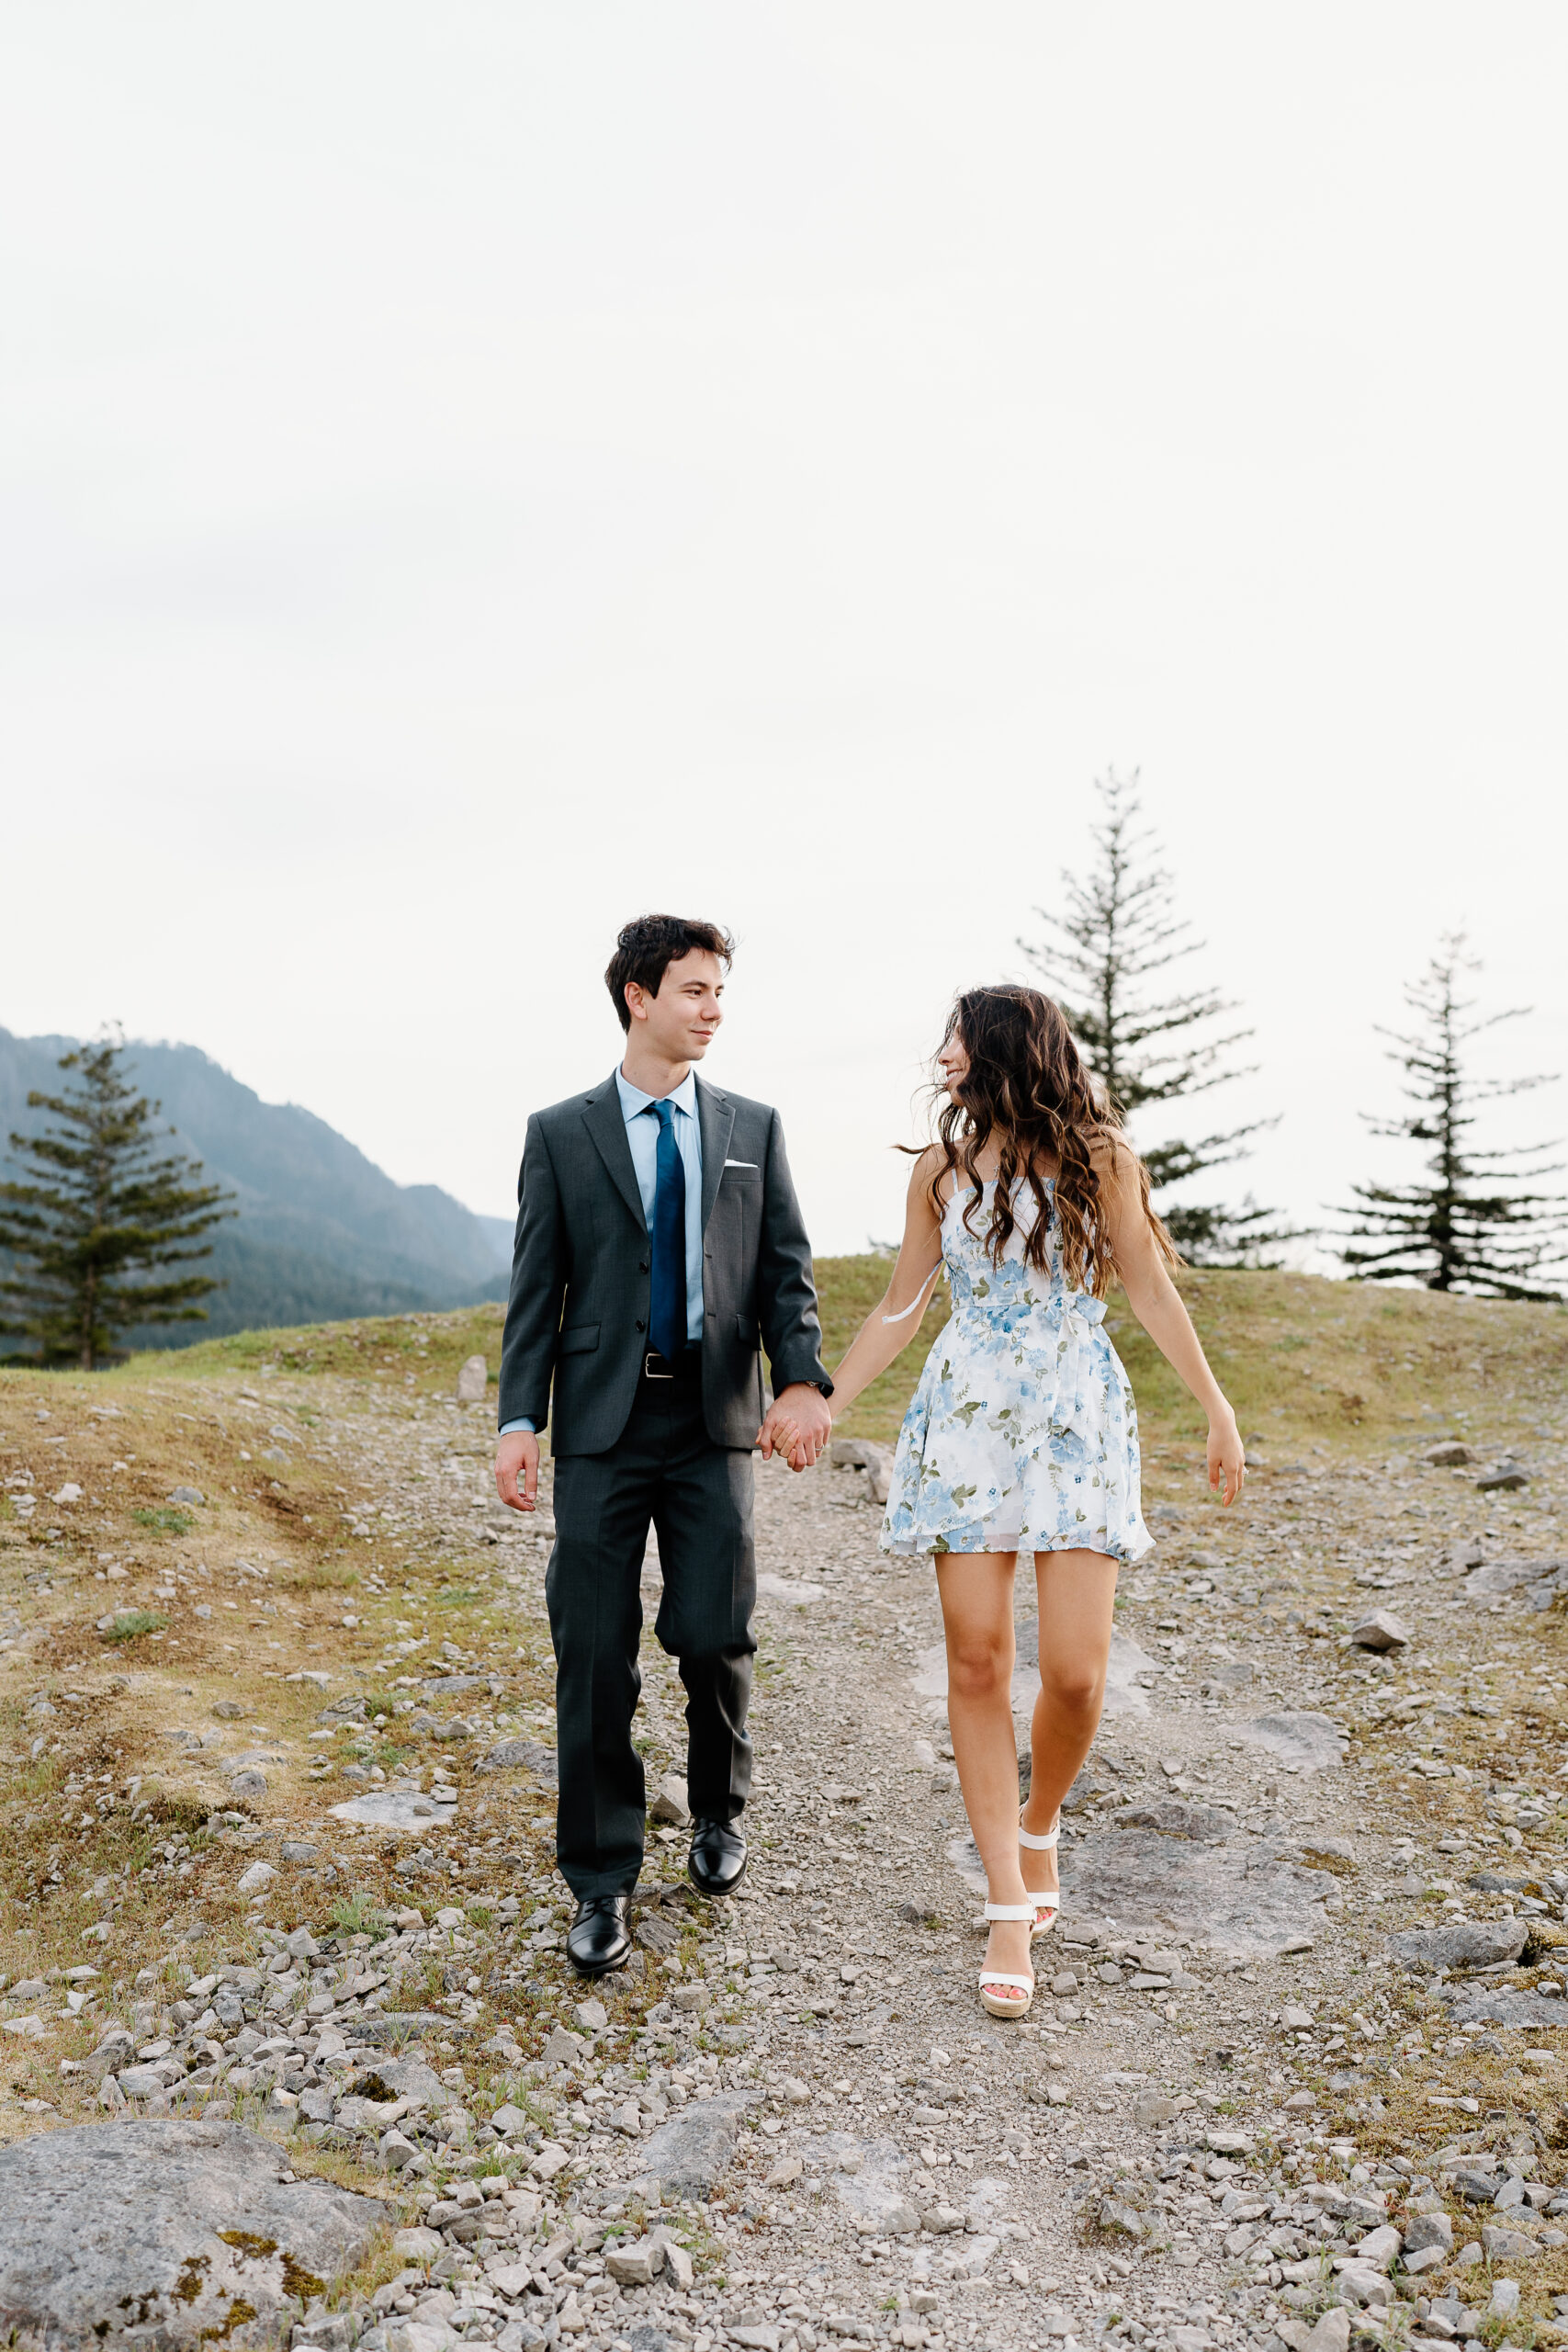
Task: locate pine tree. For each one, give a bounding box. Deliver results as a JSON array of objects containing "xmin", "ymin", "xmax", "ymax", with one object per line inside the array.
[
  {"xmin": 1336, "ymin": 933, "xmax": 1563, "ymax": 1299},
  {"xmin": 0, "ymin": 1035, "xmax": 236, "ymax": 1368},
  {"xmin": 1020, "ymin": 768, "xmax": 1296, "ymax": 1266}
]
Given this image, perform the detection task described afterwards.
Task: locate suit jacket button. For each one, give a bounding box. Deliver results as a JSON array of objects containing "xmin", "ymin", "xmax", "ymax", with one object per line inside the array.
[
  {"xmin": 639, "ymin": 1260, "xmax": 649, "ymax": 1272},
  {"xmin": 635, "ymin": 1320, "xmax": 646, "ymax": 1333}
]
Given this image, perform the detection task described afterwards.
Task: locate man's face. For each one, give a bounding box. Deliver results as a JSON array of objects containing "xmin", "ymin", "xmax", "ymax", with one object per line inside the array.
[{"xmin": 626, "ymin": 948, "xmax": 726, "ymax": 1062}]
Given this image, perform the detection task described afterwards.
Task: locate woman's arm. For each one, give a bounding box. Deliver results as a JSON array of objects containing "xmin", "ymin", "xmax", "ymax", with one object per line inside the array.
[
  {"xmin": 1099, "ymin": 1141, "xmax": 1247, "ymax": 1506},
  {"xmin": 823, "ymin": 1151, "xmax": 948, "ymax": 1422}
]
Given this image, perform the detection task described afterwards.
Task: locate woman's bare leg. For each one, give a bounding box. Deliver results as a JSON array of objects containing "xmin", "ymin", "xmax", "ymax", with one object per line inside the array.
[
  {"xmin": 1020, "ymin": 1549, "xmax": 1121, "ymax": 1915},
  {"xmin": 934, "ymin": 1549, "xmax": 1032, "ymax": 1992}
]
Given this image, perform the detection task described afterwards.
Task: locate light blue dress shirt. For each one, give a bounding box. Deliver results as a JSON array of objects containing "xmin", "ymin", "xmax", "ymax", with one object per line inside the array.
[{"xmin": 501, "ymin": 1068, "xmax": 705, "ymax": 1436}]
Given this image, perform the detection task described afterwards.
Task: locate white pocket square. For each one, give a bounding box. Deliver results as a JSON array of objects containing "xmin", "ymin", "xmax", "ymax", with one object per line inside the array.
[{"xmin": 723, "ymin": 1159, "xmax": 760, "ymax": 1169}]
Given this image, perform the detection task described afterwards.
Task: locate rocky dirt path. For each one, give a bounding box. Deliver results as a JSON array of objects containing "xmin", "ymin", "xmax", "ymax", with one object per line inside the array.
[{"xmin": 4, "ymin": 1345, "xmax": 1568, "ymax": 2352}]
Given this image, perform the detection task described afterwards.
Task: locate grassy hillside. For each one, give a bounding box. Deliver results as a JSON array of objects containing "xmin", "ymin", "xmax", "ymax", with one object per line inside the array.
[
  {"xmin": 1, "ymin": 1259, "xmax": 1563, "ymax": 2162},
  {"xmin": 102, "ymin": 1259, "xmax": 1568, "ymax": 1459}
]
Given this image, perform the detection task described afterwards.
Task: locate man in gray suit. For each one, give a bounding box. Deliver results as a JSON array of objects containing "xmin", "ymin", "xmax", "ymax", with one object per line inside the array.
[{"xmin": 494, "ymin": 914, "xmax": 833, "ymax": 1975}]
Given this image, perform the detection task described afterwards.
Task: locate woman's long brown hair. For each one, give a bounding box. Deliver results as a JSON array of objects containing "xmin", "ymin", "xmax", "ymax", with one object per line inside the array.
[{"xmin": 919, "ymin": 985, "xmax": 1179, "ymax": 1296}]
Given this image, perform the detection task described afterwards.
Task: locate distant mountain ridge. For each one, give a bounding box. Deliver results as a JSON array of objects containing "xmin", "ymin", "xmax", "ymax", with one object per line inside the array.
[{"xmin": 0, "ymin": 1029, "xmax": 513, "ymax": 1347}]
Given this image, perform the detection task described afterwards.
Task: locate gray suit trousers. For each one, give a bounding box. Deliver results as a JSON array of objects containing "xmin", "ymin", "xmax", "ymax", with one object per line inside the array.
[{"xmin": 546, "ymin": 1374, "xmax": 756, "ymax": 1899}]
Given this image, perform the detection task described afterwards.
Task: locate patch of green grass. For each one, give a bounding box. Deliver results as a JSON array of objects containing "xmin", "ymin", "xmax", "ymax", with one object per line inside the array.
[
  {"xmin": 100, "ymin": 1610, "xmax": 168, "ymax": 1644},
  {"xmin": 137, "ymin": 1303, "xmax": 506, "ymax": 1398},
  {"xmin": 132, "ymin": 1507, "xmax": 194, "ymax": 1536},
  {"xmin": 331, "ymin": 1891, "xmax": 388, "ymax": 1938},
  {"xmin": 431, "ymin": 1589, "xmax": 480, "ymax": 1611},
  {"xmin": 287, "ymin": 1560, "xmax": 359, "ymax": 1591}
]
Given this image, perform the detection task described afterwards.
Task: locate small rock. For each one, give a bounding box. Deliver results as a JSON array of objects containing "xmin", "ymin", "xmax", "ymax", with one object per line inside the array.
[
  {"xmin": 1477, "ymin": 1462, "xmax": 1529, "ymax": 1492},
  {"xmin": 1405, "ymin": 2212, "xmax": 1454, "ymax": 2254},
  {"xmin": 766, "ymin": 2154, "xmax": 804, "ymax": 2188},
  {"xmin": 392, "ymin": 2225, "xmax": 443, "ymax": 2263},
  {"xmin": 236, "ymin": 1861, "xmax": 276, "ymax": 1897},
  {"xmin": 1403, "ymin": 2245, "xmax": 1447, "ymax": 2277},
  {"xmin": 1350, "ymin": 1611, "xmax": 1411, "ymax": 1652},
  {"xmin": 1301, "ymin": 2310, "xmax": 1351, "ymax": 2352},
  {"xmin": 922, "ymin": 2205, "xmax": 965, "ymax": 2233},
  {"xmin": 604, "ymin": 2236, "xmax": 664, "ymax": 2285},
  {"xmin": 1134, "ymin": 2091, "xmax": 1176, "ymax": 2129},
  {"xmin": 455, "ymin": 1355, "xmax": 489, "ymax": 1404},
  {"xmin": 659, "ymin": 2235, "xmax": 695, "ymax": 2290},
  {"xmin": 1483, "ymin": 2224, "xmax": 1539, "ymax": 2264},
  {"xmin": 1489, "ymin": 2279, "xmax": 1523, "ymax": 2317},
  {"xmin": 1422, "ymin": 1442, "xmax": 1475, "ymax": 1465},
  {"xmin": 1354, "ymin": 2225, "xmax": 1403, "ymax": 2271},
  {"xmin": 1098, "ymin": 2197, "xmax": 1147, "ymax": 2239},
  {"xmin": 649, "ymin": 1772, "xmax": 692, "ymax": 1827},
  {"xmin": 573, "ymin": 1998, "xmax": 607, "ymax": 2034},
  {"xmin": 539, "ymin": 2025, "xmax": 582, "ymax": 2065},
  {"xmin": 169, "ymin": 1486, "xmax": 204, "ymax": 1506}
]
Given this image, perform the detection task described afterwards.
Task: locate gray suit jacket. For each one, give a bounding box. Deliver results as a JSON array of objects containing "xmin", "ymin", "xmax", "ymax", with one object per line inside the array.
[{"xmin": 497, "ymin": 1071, "xmax": 829, "ymax": 1455}]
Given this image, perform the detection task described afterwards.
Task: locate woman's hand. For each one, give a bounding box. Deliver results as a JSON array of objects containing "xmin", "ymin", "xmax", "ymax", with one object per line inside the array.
[{"xmin": 1208, "ymin": 1411, "xmax": 1246, "ymax": 1506}]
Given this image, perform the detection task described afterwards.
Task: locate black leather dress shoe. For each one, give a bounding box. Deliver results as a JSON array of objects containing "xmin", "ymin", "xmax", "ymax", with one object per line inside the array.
[
  {"xmin": 687, "ymin": 1816, "xmax": 747, "ymax": 1897},
  {"xmin": 566, "ymin": 1894, "xmax": 632, "ymax": 1977}
]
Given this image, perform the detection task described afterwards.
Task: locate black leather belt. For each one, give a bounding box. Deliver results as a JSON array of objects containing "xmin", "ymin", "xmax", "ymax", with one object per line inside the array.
[{"xmin": 643, "ymin": 1347, "xmax": 702, "ymax": 1383}]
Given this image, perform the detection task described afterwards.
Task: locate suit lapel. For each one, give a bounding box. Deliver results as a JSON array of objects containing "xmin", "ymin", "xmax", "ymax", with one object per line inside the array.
[
  {"xmin": 581, "ymin": 1076, "xmax": 648, "ymax": 1233},
  {"xmin": 696, "ymin": 1077, "xmax": 736, "ymax": 1233}
]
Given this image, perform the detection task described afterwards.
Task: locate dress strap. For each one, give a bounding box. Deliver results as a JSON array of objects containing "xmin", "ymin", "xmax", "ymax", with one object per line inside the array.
[{"xmin": 881, "ymin": 1261, "xmax": 942, "ymax": 1327}]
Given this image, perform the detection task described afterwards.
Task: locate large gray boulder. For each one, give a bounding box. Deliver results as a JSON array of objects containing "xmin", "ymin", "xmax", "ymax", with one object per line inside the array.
[
  {"xmin": 0, "ymin": 2119, "xmax": 386, "ymax": 2347},
  {"xmin": 1109, "ymin": 1800, "xmax": 1235, "ymax": 1843},
  {"xmin": 472, "ymin": 1736, "xmax": 558, "ymax": 1784},
  {"xmin": 1235, "ymin": 1712, "xmax": 1347, "ymax": 1773},
  {"xmin": 633, "ymin": 2094, "xmax": 748, "ymax": 2195},
  {"xmin": 1390, "ymin": 1918, "xmax": 1529, "ymax": 1973}
]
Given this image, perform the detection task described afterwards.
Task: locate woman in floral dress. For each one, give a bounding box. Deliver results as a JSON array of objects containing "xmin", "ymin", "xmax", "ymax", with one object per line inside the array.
[{"xmin": 823, "ymin": 986, "xmax": 1245, "ymax": 2018}]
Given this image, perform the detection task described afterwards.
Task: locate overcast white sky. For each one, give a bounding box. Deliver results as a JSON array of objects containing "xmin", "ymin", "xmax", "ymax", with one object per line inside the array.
[{"xmin": 4, "ymin": 4, "xmax": 1565, "ymax": 1259}]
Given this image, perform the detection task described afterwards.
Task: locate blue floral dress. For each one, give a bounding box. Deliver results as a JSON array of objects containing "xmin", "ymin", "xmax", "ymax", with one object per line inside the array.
[{"xmin": 881, "ymin": 1177, "xmax": 1153, "ymax": 1563}]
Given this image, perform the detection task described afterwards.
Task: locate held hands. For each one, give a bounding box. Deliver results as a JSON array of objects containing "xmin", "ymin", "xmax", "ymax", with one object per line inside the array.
[
  {"xmin": 1208, "ymin": 1411, "xmax": 1247, "ymax": 1507},
  {"xmin": 756, "ymin": 1382, "xmax": 833, "ymax": 1472},
  {"xmin": 495, "ymin": 1429, "xmax": 540, "ymax": 1512}
]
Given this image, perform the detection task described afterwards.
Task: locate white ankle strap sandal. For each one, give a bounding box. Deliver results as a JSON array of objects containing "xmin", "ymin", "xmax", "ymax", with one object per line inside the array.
[
  {"xmin": 978, "ymin": 1901, "xmax": 1036, "ymax": 2018},
  {"xmin": 1019, "ymin": 1810, "xmax": 1062, "ymax": 1936}
]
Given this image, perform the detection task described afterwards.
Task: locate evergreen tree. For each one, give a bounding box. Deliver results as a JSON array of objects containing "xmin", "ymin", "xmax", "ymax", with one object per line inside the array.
[
  {"xmin": 0, "ymin": 1035, "xmax": 236, "ymax": 1368},
  {"xmin": 1020, "ymin": 768, "xmax": 1296, "ymax": 1265},
  {"xmin": 1336, "ymin": 933, "xmax": 1563, "ymax": 1299}
]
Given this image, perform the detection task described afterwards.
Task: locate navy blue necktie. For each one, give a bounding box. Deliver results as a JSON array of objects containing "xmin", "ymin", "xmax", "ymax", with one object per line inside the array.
[{"xmin": 648, "ymin": 1100, "xmax": 687, "ymax": 1363}]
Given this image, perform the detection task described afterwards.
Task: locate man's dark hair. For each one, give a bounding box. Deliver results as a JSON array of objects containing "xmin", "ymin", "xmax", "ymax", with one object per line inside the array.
[{"xmin": 604, "ymin": 914, "xmax": 734, "ymax": 1032}]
